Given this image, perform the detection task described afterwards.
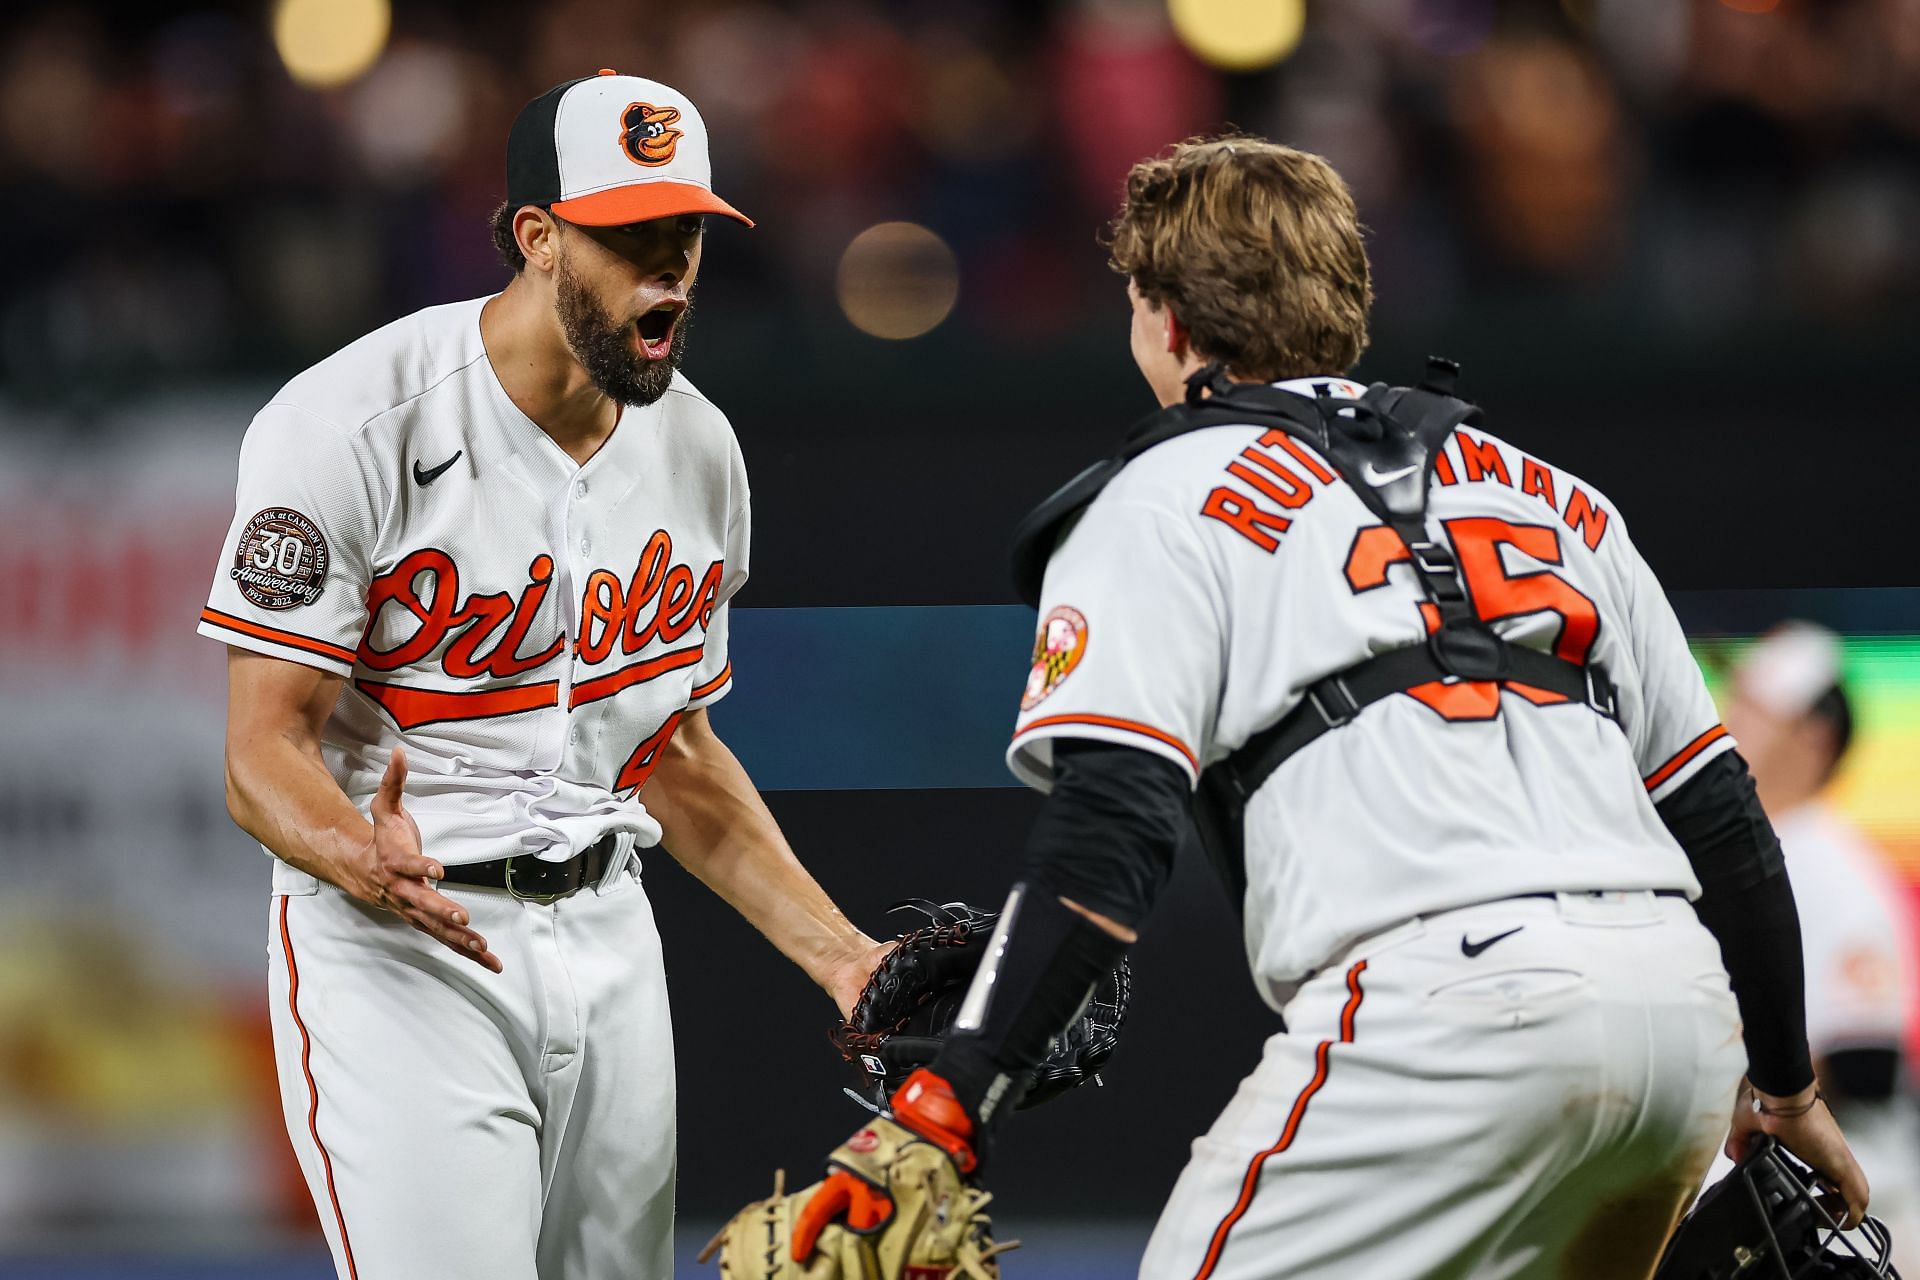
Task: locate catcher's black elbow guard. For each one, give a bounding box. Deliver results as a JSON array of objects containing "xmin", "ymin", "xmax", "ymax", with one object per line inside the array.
[
  {"xmin": 932, "ymin": 881, "xmax": 1130, "ymax": 1130},
  {"xmin": 1656, "ymin": 749, "xmax": 1784, "ymax": 896},
  {"xmin": 1020, "ymin": 740, "xmax": 1188, "ymax": 931}
]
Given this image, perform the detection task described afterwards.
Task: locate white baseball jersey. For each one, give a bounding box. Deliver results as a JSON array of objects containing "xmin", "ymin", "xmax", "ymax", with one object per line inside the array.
[
  {"xmin": 1763, "ymin": 803, "xmax": 1920, "ymax": 1275},
  {"xmin": 1780, "ymin": 800, "xmax": 1913, "ymax": 1056},
  {"xmin": 1696, "ymin": 803, "xmax": 1920, "ymax": 1275},
  {"xmin": 1009, "ymin": 376, "xmax": 1732, "ymax": 1009},
  {"xmin": 199, "ymin": 296, "xmax": 746, "ymax": 867}
]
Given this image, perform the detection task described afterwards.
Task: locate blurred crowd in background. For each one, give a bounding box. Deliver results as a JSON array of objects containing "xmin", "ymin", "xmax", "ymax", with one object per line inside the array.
[{"xmin": 4, "ymin": 0, "xmax": 1920, "ymax": 404}]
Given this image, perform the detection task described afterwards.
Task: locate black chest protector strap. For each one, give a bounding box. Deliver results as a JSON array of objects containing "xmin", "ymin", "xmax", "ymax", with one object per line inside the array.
[
  {"xmin": 1207, "ymin": 362, "xmax": 1620, "ymax": 805},
  {"xmin": 1011, "ymin": 359, "xmax": 1621, "ymax": 907}
]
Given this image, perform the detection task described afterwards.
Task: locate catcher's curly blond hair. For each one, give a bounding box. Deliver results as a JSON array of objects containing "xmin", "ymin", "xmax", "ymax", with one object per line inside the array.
[{"xmin": 1105, "ymin": 136, "xmax": 1374, "ymax": 381}]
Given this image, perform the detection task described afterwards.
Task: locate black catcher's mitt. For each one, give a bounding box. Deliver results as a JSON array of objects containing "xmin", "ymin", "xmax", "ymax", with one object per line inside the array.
[{"xmin": 830, "ymin": 900, "xmax": 1130, "ymax": 1111}]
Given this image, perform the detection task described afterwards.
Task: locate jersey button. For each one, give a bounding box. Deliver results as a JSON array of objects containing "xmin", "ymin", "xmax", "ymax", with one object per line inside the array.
[
  {"xmin": 576, "ymin": 480, "xmax": 589, "ymax": 498},
  {"xmin": 579, "ymin": 536, "xmax": 591, "ymax": 555}
]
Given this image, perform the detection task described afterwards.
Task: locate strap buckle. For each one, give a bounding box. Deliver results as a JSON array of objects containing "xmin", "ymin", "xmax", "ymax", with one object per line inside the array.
[
  {"xmin": 1409, "ymin": 542, "xmax": 1467, "ymax": 604},
  {"xmin": 1306, "ymin": 676, "xmax": 1360, "ymax": 729},
  {"xmin": 1583, "ymin": 665, "xmax": 1618, "ymax": 720},
  {"xmin": 1410, "ymin": 541, "xmax": 1455, "ymax": 576}
]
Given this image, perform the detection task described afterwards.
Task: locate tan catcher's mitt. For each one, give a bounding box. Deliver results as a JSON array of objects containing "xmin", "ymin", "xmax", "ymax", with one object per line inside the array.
[{"xmin": 700, "ymin": 1117, "xmax": 1014, "ymax": 1280}]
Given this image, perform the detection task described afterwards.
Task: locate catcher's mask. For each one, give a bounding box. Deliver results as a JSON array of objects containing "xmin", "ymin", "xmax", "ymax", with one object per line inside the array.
[{"xmin": 1655, "ymin": 1136, "xmax": 1899, "ymax": 1279}]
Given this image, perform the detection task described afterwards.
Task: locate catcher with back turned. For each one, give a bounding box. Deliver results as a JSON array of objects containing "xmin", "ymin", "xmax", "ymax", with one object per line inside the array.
[{"xmin": 710, "ymin": 135, "xmax": 1878, "ymax": 1280}]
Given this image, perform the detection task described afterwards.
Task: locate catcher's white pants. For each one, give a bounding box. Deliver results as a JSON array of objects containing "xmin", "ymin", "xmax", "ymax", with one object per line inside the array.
[
  {"xmin": 1139, "ymin": 891, "xmax": 1745, "ymax": 1280},
  {"xmin": 265, "ymin": 858, "xmax": 676, "ymax": 1280}
]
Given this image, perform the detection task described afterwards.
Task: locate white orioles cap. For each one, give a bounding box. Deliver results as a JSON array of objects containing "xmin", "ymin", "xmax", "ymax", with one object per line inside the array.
[{"xmin": 505, "ymin": 68, "xmax": 753, "ymax": 228}]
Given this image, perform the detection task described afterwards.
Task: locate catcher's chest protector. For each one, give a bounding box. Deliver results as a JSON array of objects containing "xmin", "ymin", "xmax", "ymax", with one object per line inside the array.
[{"xmin": 1010, "ymin": 360, "xmax": 1623, "ymax": 906}]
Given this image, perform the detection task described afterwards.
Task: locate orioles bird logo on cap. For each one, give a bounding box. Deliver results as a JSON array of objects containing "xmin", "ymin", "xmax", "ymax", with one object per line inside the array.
[{"xmin": 620, "ymin": 102, "xmax": 683, "ymax": 167}]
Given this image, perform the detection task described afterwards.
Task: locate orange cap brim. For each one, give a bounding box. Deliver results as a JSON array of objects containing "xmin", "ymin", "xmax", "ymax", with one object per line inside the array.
[{"xmin": 550, "ymin": 182, "xmax": 754, "ymax": 228}]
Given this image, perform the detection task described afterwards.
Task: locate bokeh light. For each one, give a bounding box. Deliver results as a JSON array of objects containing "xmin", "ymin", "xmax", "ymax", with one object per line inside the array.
[
  {"xmin": 346, "ymin": 44, "xmax": 468, "ymax": 179},
  {"xmin": 272, "ymin": 0, "xmax": 391, "ymax": 90},
  {"xmin": 1167, "ymin": 0, "xmax": 1307, "ymax": 72},
  {"xmin": 836, "ymin": 222, "xmax": 959, "ymax": 340}
]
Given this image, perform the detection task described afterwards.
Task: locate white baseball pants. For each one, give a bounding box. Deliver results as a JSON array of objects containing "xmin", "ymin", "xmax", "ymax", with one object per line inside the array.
[
  {"xmin": 1139, "ymin": 891, "xmax": 1746, "ymax": 1280},
  {"xmin": 265, "ymin": 859, "xmax": 676, "ymax": 1279}
]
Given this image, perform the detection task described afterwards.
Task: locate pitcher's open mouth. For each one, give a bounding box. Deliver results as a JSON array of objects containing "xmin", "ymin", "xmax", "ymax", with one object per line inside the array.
[{"xmin": 635, "ymin": 305, "xmax": 679, "ymax": 359}]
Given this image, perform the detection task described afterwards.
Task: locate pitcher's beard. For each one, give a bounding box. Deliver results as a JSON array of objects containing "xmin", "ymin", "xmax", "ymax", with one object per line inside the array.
[{"xmin": 555, "ymin": 260, "xmax": 690, "ymax": 407}]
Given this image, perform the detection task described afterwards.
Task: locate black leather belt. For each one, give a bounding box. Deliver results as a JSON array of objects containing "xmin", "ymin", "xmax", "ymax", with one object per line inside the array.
[
  {"xmin": 1512, "ymin": 889, "xmax": 1690, "ymax": 902},
  {"xmin": 440, "ymin": 833, "xmax": 622, "ymax": 902}
]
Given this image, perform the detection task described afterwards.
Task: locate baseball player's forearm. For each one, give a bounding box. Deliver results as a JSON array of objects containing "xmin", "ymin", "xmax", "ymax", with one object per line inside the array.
[
  {"xmin": 223, "ymin": 651, "xmax": 500, "ymax": 969},
  {"xmin": 929, "ymin": 886, "xmax": 1130, "ymax": 1142},
  {"xmin": 642, "ymin": 709, "xmax": 882, "ymax": 1012},
  {"xmin": 222, "ymin": 651, "xmax": 375, "ymax": 887},
  {"xmin": 1691, "ymin": 871, "xmax": 1815, "ymax": 1096},
  {"xmin": 226, "ymin": 720, "xmax": 376, "ymax": 884},
  {"xmin": 1657, "ymin": 748, "xmax": 1815, "ymax": 1095}
]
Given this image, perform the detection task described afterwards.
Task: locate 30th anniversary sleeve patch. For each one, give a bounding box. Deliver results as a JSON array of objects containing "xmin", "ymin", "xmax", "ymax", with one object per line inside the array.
[
  {"xmin": 1021, "ymin": 605, "xmax": 1088, "ymax": 710},
  {"xmin": 231, "ymin": 508, "xmax": 329, "ymax": 610}
]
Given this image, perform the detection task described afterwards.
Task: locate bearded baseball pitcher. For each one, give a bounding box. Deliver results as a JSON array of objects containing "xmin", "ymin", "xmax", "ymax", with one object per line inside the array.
[{"xmin": 203, "ymin": 71, "xmax": 888, "ymax": 1279}]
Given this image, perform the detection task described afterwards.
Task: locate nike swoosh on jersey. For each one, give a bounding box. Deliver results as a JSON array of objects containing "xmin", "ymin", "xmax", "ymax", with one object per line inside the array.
[
  {"xmin": 413, "ymin": 450, "xmax": 463, "ymax": 486},
  {"xmin": 1361, "ymin": 461, "xmax": 1420, "ymax": 487},
  {"xmin": 1460, "ymin": 926, "xmax": 1524, "ymax": 958}
]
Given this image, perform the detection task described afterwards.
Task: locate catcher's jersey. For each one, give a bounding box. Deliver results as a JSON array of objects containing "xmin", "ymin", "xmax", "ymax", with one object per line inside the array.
[
  {"xmin": 1009, "ymin": 377, "xmax": 1731, "ymax": 1009},
  {"xmin": 199, "ymin": 297, "xmax": 747, "ymax": 865}
]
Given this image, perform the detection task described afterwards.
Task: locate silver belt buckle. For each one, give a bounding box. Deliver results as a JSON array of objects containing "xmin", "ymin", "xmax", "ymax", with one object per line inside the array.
[{"xmin": 504, "ymin": 856, "xmax": 568, "ymax": 904}]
